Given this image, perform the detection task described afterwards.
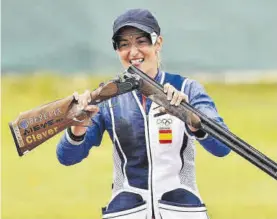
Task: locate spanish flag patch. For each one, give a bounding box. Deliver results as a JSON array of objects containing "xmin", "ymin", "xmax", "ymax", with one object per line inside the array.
[{"xmin": 159, "ymin": 129, "xmax": 172, "ymax": 144}]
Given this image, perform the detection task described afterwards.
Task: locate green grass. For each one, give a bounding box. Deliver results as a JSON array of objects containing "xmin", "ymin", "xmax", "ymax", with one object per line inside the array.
[{"xmin": 1, "ymin": 74, "xmax": 277, "ymax": 219}]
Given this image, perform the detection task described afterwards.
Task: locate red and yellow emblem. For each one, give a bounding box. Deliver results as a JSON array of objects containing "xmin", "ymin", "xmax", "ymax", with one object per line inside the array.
[{"xmin": 159, "ymin": 129, "xmax": 172, "ymax": 144}]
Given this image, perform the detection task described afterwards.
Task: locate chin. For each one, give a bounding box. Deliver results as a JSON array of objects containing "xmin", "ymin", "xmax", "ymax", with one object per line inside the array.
[{"xmin": 136, "ymin": 65, "xmax": 147, "ymax": 72}]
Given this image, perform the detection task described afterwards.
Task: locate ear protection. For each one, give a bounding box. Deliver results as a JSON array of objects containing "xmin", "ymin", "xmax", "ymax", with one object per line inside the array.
[{"xmin": 150, "ymin": 32, "xmax": 158, "ymax": 45}]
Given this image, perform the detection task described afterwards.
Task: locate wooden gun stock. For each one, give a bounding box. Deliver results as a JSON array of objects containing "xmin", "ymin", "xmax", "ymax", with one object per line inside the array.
[{"xmin": 9, "ymin": 78, "xmax": 139, "ymax": 156}]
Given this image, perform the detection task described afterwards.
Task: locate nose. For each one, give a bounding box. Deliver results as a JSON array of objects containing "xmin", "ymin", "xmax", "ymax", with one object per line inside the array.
[{"xmin": 129, "ymin": 43, "xmax": 139, "ymax": 57}]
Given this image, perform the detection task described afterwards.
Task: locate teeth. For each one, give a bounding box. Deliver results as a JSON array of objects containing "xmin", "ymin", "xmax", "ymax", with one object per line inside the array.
[{"xmin": 130, "ymin": 59, "xmax": 144, "ymax": 64}]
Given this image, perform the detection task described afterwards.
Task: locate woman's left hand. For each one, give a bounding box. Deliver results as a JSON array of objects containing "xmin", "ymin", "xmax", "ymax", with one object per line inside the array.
[{"xmin": 158, "ymin": 83, "xmax": 198, "ymax": 132}]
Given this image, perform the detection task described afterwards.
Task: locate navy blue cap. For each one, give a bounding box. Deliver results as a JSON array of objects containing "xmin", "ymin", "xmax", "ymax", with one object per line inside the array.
[{"xmin": 112, "ymin": 9, "xmax": 161, "ymax": 39}]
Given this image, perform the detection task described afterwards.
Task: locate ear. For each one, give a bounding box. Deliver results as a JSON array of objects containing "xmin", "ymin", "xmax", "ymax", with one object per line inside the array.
[{"xmin": 155, "ymin": 36, "xmax": 163, "ymax": 52}]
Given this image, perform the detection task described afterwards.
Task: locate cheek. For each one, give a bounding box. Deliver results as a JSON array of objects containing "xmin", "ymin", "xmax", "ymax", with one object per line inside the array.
[
  {"xmin": 144, "ymin": 50, "xmax": 157, "ymax": 62},
  {"xmin": 118, "ymin": 52, "xmax": 129, "ymax": 64}
]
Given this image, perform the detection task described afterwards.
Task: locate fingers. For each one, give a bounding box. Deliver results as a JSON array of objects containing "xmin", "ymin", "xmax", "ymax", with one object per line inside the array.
[
  {"xmin": 164, "ymin": 83, "xmax": 170, "ymax": 94},
  {"xmin": 164, "ymin": 83, "xmax": 174, "ymax": 101},
  {"xmin": 175, "ymin": 93, "xmax": 188, "ymax": 106},
  {"xmin": 85, "ymin": 105, "xmax": 100, "ymax": 119},
  {"xmin": 86, "ymin": 105, "xmax": 99, "ymax": 114},
  {"xmin": 80, "ymin": 90, "xmax": 91, "ymax": 107},
  {"xmin": 164, "ymin": 83, "xmax": 188, "ymax": 106},
  {"xmin": 170, "ymin": 90, "xmax": 179, "ymax": 105},
  {"xmin": 74, "ymin": 90, "xmax": 98, "ymax": 112}
]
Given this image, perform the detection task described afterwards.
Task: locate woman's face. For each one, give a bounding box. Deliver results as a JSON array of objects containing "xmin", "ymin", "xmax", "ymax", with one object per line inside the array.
[{"xmin": 115, "ymin": 27, "xmax": 162, "ymax": 78}]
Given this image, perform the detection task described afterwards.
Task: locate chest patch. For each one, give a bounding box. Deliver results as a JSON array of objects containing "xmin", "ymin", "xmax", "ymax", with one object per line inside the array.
[{"xmin": 157, "ymin": 118, "xmax": 173, "ymax": 144}]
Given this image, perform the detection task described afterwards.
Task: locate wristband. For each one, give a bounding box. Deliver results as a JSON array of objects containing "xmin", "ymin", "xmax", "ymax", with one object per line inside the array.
[
  {"xmin": 67, "ymin": 127, "xmax": 86, "ymax": 142},
  {"xmin": 191, "ymin": 129, "xmax": 207, "ymax": 139}
]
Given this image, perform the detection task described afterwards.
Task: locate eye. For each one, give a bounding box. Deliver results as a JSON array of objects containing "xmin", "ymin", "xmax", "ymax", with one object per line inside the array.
[
  {"xmin": 118, "ymin": 41, "xmax": 129, "ymax": 49},
  {"xmin": 137, "ymin": 39, "xmax": 147, "ymax": 44},
  {"xmin": 136, "ymin": 37, "xmax": 151, "ymax": 46}
]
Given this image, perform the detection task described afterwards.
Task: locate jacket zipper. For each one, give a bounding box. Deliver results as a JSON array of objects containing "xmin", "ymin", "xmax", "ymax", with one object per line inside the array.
[
  {"xmin": 143, "ymin": 95, "xmax": 155, "ymax": 218},
  {"xmin": 146, "ymin": 115, "xmax": 155, "ymax": 218}
]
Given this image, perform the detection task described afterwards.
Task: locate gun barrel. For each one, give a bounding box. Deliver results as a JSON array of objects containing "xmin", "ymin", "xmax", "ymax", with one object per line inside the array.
[
  {"xmin": 179, "ymin": 99, "xmax": 277, "ymax": 180},
  {"xmin": 202, "ymin": 122, "xmax": 277, "ymax": 180},
  {"xmin": 127, "ymin": 65, "xmax": 277, "ymax": 180}
]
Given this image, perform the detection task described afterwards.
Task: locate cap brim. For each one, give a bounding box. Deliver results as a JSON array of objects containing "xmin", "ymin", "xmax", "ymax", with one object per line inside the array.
[{"xmin": 112, "ymin": 22, "xmax": 153, "ymax": 39}]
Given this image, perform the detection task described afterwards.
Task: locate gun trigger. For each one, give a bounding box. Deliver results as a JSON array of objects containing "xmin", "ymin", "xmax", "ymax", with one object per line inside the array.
[
  {"xmin": 72, "ymin": 117, "xmax": 85, "ymax": 123},
  {"xmin": 153, "ymin": 105, "xmax": 162, "ymax": 110},
  {"xmin": 72, "ymin": 117, "xmax": 93, "ymax": 127},
  {"xmin": 153, "ymin": 112, "xmax": 167, "ymax": 118},
  {"xmin": 153, "ymin": 105, "xmax": 167, "ymax": 117}
]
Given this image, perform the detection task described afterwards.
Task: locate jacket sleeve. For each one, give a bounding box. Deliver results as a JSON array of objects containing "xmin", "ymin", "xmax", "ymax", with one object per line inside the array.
[
  {"xmin": 186, "ymin": 79, "xmax": 231, "ymax": 157},
  {"xmin": 56, "ymin": 110, "xmax": 105, "ymax": 165}
]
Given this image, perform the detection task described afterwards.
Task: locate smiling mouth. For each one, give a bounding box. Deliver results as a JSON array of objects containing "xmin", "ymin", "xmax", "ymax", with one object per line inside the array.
[{"xmin": 129, "ymin": 58, "xmax": 144, "ymax": 65}]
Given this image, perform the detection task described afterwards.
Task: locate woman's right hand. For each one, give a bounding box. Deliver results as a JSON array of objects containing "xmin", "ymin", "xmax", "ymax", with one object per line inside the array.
[{"xmin": 71, "ymin": 90, "xmax": 100, "ymax": 136}]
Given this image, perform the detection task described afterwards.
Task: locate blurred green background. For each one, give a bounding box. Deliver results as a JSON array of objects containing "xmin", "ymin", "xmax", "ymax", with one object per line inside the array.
[{"xmin": 1, "ymin": 0, "xmax": 277, "ymax": 219}]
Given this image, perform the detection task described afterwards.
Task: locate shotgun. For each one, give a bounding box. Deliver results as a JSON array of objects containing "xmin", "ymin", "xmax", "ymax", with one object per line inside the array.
[{"xmin": 9, "ymin": 66, "xmax": 277, "ymax": 180}]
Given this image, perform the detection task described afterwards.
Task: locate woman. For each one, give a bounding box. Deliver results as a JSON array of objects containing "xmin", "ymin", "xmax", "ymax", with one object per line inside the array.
[{"xmin": 56, "ymin": 8, "xmax": 231, "ymax": 219}]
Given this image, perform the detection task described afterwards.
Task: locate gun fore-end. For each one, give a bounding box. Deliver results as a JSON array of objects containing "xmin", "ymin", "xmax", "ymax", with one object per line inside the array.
[{"xmin": 140, "ymin": 80, "xmax": 201, "ymax": 129}]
